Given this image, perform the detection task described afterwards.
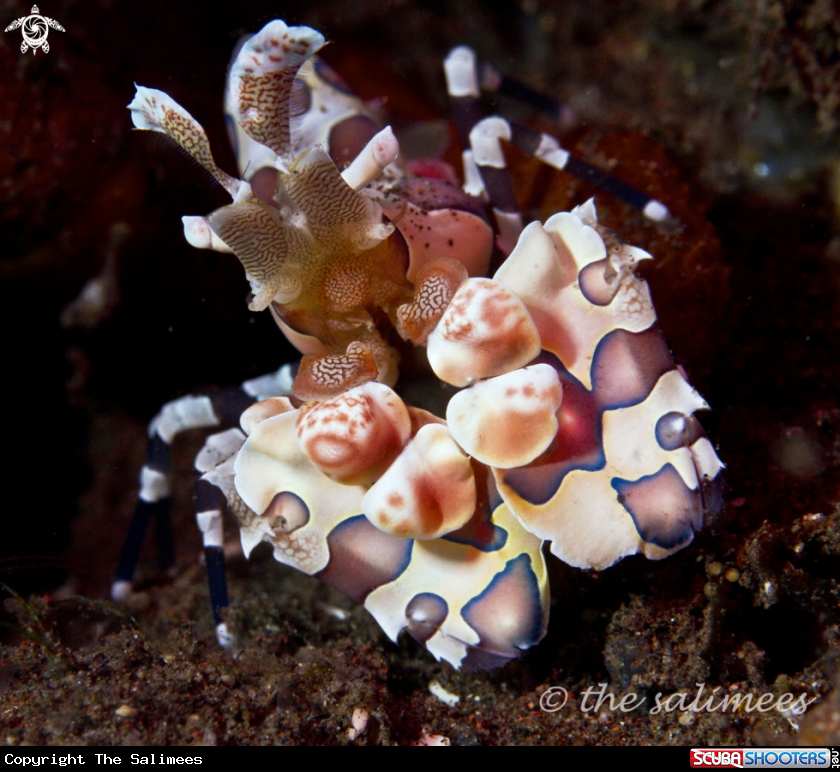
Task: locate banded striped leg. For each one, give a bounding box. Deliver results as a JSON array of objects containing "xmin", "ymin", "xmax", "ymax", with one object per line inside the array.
[
  {"xmin": 474, "ymin": 63, "xmax": 681, "ymax": 218},
  {"xmin": 468, "ymin": 118, "xmax": 524, "ymax": 255},
  {"xmin": 194, "ymin": 428, "xmax": 249, "ymax": 649},
  {"xmin": 111, "ymin": 364, "xmax": 296, "ymax": 605},
  {"xmin": 195, "ymin": 479, "xmax": 230, "ymax": 642},
  {"xmin": 475, "ymin": 60, "xmax": 569, "ymax": 123},
  {"xmin": 443, "ymin": 47, "xmax": 487, "ymax": 199},
  {"xmin": 444, "ymin": 48, "xmax": 524, "ymax": 255},
  {"xmin": 506, "ymin": 122, "xmax": 672, "ymax": 223},
  {"xmin": 112, "ymin": 433, "xmax": 173, "ymax": 602},
  {"xmin": 474, "ymin": 59, "xmax": 672, "ymax": 218},
  {"xmin": 444, "ymin": 47, "xmax": 673, "ymax": 253}
]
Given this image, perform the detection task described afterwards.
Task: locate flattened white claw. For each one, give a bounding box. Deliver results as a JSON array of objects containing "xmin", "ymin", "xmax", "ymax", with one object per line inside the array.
[
  {"xmin": 602, "ymin": 370, "xmax": 711, "ymax": 491},
  {"xmin": 427, "ymin": 277, "xmax": 541, "ymax": 387},
  {"xmin": 364, "ymin": 504, "xmax": 547, "ymax": 669},
  {"xmin": 295, "ymin": 382, "xmax": 411, "ymax": 485},
  {"xmin": 524, "ymin": 468, "xmax": 645, "ymax": 570},
  {"xmin": 363, "ymin": 424, "xmax": 476, "ymax": 540},
  {"xmin": 496, "ymin": 216, "xmax": 656, "ymax": 389},
  {"xmin": 447, "ymin": 364, "xmax": 563, "ymax": 469},
  {"xmin": 234, "ymin": 411, "xmax": 366, "ymax": 573}
]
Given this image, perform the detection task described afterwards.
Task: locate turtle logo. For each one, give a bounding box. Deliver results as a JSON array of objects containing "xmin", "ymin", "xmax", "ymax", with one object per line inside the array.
[{"xmin": 4, "ymin": 5, "xmax": 65, "ymax": 55}]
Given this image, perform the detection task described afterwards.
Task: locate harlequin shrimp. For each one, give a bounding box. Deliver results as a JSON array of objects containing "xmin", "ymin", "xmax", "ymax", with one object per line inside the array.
[{"xmin": 114, "ymin": 19, "xmax": 723, "ymax": 669}]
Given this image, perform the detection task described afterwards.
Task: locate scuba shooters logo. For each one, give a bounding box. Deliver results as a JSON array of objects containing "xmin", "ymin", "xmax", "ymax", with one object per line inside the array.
[{"xmin": 690, "ymin": 748, "xmax": 834, "ymax": 768}]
